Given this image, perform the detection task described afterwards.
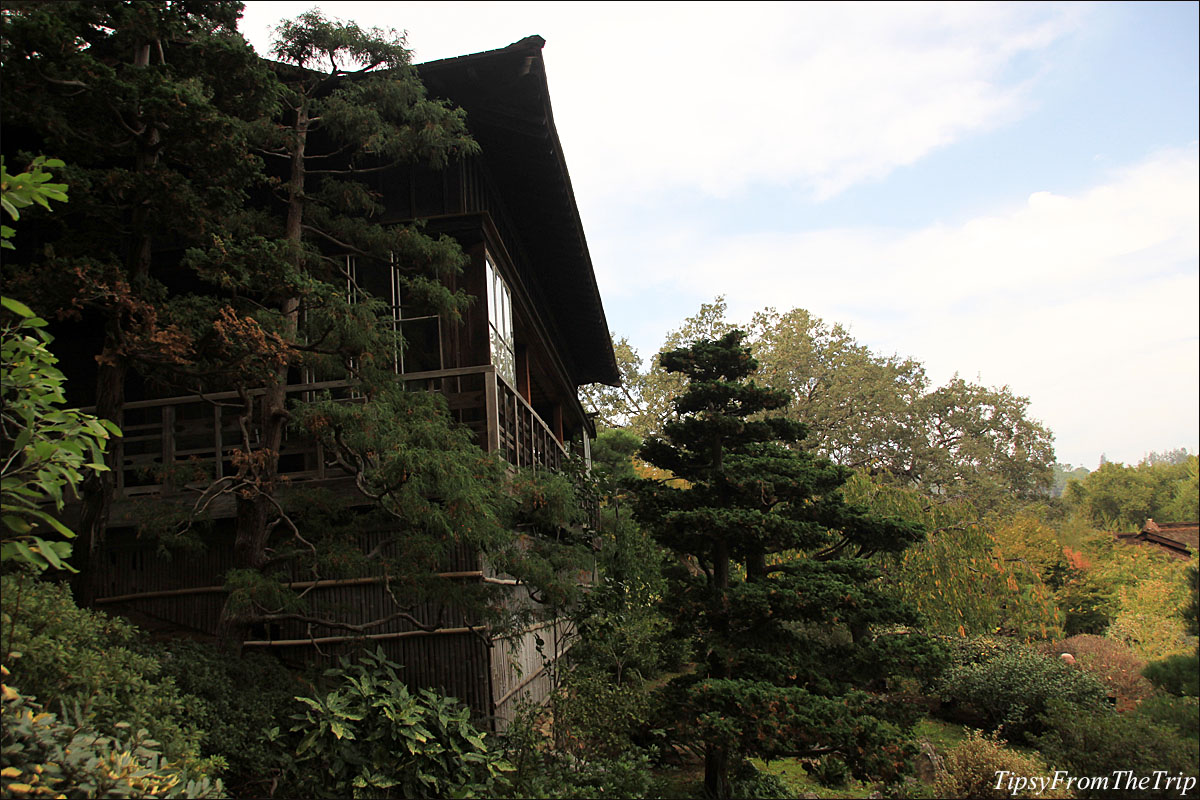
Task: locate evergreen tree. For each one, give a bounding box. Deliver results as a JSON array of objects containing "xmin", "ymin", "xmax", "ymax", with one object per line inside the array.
[
  {"xmin": 634, "ymin": 331, "xmax": 934, "ymax": 799},
  {"xmin": 170, "ymin": 10, "xmax": 481, "ymax": 643},
  {"xmin": 0, "ymin": 0, "xmax": 278, "ymax": 598}
]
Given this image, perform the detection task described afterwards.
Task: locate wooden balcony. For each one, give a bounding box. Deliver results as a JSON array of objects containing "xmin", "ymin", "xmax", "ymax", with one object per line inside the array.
[{"xmin": 100, "ymin": 365, "xmax": 566, "ymax": 498}]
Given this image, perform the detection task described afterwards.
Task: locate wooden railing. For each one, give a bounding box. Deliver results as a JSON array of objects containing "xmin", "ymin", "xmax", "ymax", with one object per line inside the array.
[{"xmin": 94, "ymin": 366, "xmax": 566, "ymax": 497}]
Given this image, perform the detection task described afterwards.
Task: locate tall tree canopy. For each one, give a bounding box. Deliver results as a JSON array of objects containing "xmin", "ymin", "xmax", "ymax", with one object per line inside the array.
[
  {"xmin": 587, "ymin": 297, "xmax": 1056, "ymax": 506},
  {"xmin": 633, "ymin": 331, "xmax": 934, "ymax": 799},
  {"xmin": 0, "ymin": 0, "xmax": 279, "ymax": 594}
]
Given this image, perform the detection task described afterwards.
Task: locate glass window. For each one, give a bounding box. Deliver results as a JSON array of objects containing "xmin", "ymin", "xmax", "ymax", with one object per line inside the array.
[
  {"xmin": 346, "ymin": 255, "xmax": 442, "ymax": 375},
  {"xmin": 485, "ymin": 256, "xmax": 515, "ymax": 386}
]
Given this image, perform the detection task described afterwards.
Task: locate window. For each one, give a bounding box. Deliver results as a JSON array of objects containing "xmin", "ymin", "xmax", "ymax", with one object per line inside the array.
[
  {"xmin": 485, "ymin": 256, "xmax": 515, "ymax": 386},
  {"xmin": 347, "ymin": 255, "xmax": 443, "ymax": 374}
]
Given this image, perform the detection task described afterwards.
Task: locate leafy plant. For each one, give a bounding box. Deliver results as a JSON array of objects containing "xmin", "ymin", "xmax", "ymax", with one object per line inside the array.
[
  {"xmin": 278, "ymin": 648, "xmax": 510, "ymax": 799},
  {"xmin": 937, "ymin": 641, "xmax": 1108, "ymax": 740},
  {"xmin": 1, "ymin": 574, "xmax": 203, "ymax": 766},
  {"xmin": 1, "ymin": 291, "xmax": 118, "ymax": 573},
  {"xmin": 931, "ymin": 729, "xmax": 1070, "ymax": 799},
  {"xmin": 1, "ymin": 666, "xmax": 223, "ymax": 799},
  {"xmin": 1034, "ymin": 699, "xmax": 1199, "ymax": 798},
  {"xmin": 0, "ymin": 155, "xmax": 68, "ymax": 250},
  {"xmin": 1142, "ymin": 653, "xmax": 1200, "ymax": 697},
  {"xmin": 143, "ymin": 638, "xmax": 300, "ymax": 796}
]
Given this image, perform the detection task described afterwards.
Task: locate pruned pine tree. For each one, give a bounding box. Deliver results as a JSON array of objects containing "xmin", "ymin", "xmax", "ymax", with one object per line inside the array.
[
  {"xmin": 173, "ymin": 11, "xmax": 489, "ymax": 646},
  {"xmin": 634, "ymin": 331, "xmax": 932, "ymax": 800}
]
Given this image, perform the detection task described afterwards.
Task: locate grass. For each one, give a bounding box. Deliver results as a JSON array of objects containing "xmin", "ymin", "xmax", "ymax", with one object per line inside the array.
[
  {"xmin": 912, "ymin": 716, "xmax": 970, "ymax": 752},
  {"xmin": 753, "ymin": 757, "xmax": 876, "ymax": 799}
]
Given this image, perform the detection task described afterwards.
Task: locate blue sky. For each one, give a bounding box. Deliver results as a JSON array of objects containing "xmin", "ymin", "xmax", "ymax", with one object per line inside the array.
[{"xmin": 240, "ymin": 1, "xmax": 1199, "ymax": 469}]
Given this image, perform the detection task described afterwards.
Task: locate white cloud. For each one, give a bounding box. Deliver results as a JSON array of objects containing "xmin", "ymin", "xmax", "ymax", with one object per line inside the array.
[
  {"xmin": 623, "ymin": 145, "xmax": 1199, "ymax": 466},
  {"xmin": 239, "ymin": 1, "xmax": 1085, "ymax": 201}
]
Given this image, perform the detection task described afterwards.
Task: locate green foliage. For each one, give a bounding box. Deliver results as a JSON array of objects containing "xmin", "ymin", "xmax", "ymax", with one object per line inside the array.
[
  {"xmin": 277, "ymin": 648, "xmax": 510, "ymax": 799},
  {"xmin": 1064, "ymin": 455, "xmax": 1198, "ymax": 531},
  {"xmin": 1, "ymin": 156, "xmax": 67, "ymax": 249},
  {"xmin": 730, "ymin": 760, "xmax": 793, "ymax": 799},
  {"xmin": 1059, "ymin": 575, "xmax": 1118, "ymax": 635},
  {"xmin": 0, "ymin": 574, "xmax": 205, "ymax": 766},
  {"xmin": 1135, "ymin": 694, "xmax": 1199, "ymax": 742},
  {"xmin": 595, "ymin": 298, "xmax": 1056, "ymax": 505},
  {"xmin": 553, "ymin": 666, "xmax": 653, "ymax": 760},
  {"xmin": 931, "ymin": 729, "xmax": 1070, "ymax": 800},
  {"xmin": 1033, "ymin": 700, "xmax": 1199, "ymax": 798},
  {"xmin": 1, "ymin": 670, "xmax": 224, "ymax": 799},
  {"xmin": 498, "ymin": 700, "xmax": 654, "ymax": 800},
  {"xmin": 633, "ymin": 330, "xmax": 928, "ymax": 798},
  {"xmin": 937, "ymin": 641, "xmax": 1109, "ymax": 741},
  {"xmin": 1143, "ymin": 653, "xmax": 1200, "ymax": 697},
  {"xmin": 1, "ymin": 298, "xmax": 120, "ymax": 571},
  {"xmin": 143, "ymin": 638, "xmax": 300, "ymax": 796}
]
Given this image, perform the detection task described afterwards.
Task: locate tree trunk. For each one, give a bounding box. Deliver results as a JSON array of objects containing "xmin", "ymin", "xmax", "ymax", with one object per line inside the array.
[
  {"xmin": 704, "ymin": 744, "xmax": 732, "ymax": 800},
  {"xmin": 218, "ymin": 100, "xmax": 308, "ymax": 651}
]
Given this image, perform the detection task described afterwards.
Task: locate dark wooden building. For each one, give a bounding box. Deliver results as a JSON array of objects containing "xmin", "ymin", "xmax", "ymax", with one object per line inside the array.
[{"xmin": 80, "ymin": 36, "xmax": 619, "ymax": 730}]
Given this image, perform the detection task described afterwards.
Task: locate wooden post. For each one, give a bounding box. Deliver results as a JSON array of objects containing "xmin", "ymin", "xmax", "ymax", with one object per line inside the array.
[
  {"xmin": 162, "ymin": 405, "xmax": 175, "ymax": 492},
  {"xmin": 484, "ymin": 368, "xmax": 500, "ymax": 454},
  {"xmin": 213, "ymin": 405, "xmax": 223, "ymax": 479}
]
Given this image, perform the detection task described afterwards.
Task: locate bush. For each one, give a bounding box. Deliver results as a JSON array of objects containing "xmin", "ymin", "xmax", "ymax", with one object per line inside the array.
[
  {"xmin": 931, "ymin": 729, "xmax": 1070, "ymax": 799},
  {"xmin": 1136, "ymin": 695, "xmax": 1200, "ymax": 742},
  {"xmin": 553, "ymin": 665, "xmax": 653, "ymax": 758},
  {"xmin": 277, "ymin": 648, "xmax": 510, "ymax": 798},
  {"xmin": 1039, "ymin": 634, "xmax": 1154, "ymax": 710},
  {"xmin": 1142, "ymin": 653, "xmax": 1199, "ymax": 697},
  {"xmin": 144, "ymin": 638, "xmax": 300, "ymax": 796},
  {"xmin": 1, "ymin": 668, "xmax": 223, "ymax": 799},
  {"xmin": 806, "ymin": 754, "xmax": 850, "ymax": 788},
  {"xmin": 1034, "ymin": 700, "xmax": 1198, "ymax": 798},
  {"xmin": 498, "ymin": 699, "xmax": 654, "ymax": 799},
  {"xmin": 730, "ymin": 759, "xmax": 792, "ymax": 799},
  {"xmin": 938, "ymin": 641, "xmax": 1109, "ymax": 740},
  {"xmin": 1059, "ymin": 578, "xmax": 1117, "ymax": 636},
  {"xmin": 1, "ymin": 574, "xmax": 206, "ymax": 766}
]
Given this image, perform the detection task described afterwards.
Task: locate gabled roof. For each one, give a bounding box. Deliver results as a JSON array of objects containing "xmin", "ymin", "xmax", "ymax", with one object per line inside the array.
[{"xmin": 418, "ymin": 37, "xmax": 620, "ymax": 388}]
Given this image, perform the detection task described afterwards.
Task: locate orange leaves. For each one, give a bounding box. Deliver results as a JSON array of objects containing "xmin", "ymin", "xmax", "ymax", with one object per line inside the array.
[{"xmin": 212, "ymin": 305, "xmax": 289, "ymax": 372}]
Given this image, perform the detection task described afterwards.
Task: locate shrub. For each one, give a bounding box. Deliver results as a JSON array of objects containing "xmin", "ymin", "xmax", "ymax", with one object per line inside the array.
[
  {"xmin": 1136, "ymin": 695, "xmax": 1199, "ymax": 742},
  {"xmin": 806, "ymin": 754, "xmax": 850, "ymax": 788},
  {"xmin": 931, "ymin": 729, "xmax": 1071, "ymax": 799},
  {"xmin": 937, "ymin": 641, "xmax": 1108, "ymax": 740},
  {"xmin": 1039, "ymin": 634, "xmax": 1154, "ymax": 710},
  {"xmin": 144, "ymin": 638, "xmax": 301, "ymax": 795},
  {"xmin": 1034, "ymin": 700, "xmax": 1198, "ymax": 798},
  {"xmin": 1142, "ymin": 653, "xmax": 1199, "ymax": 697},
  {"xmin": 730, "ymin": 759, "xmax": 792, "ymax": 799},
  {"xmin": 553, "ymin": 665, "xmax": 653, "ymax": 758},
  {"xmin": 1, "ymin": 574, "xmax": 205, "ymax": 766},
  {"xmin": 277, "ymin": 648, "xmax": 510, "ymax": 798},
  {"xmin": 498, "ymin": 698, "xmax": 654, "ymax": 799},
  {"xmin": 1059, "ymin": 578, "xmax": 1117, "ymax": 636},
  {"xmin": 1, "ymin": 668, "xmax": 223, "ymax": 799}
]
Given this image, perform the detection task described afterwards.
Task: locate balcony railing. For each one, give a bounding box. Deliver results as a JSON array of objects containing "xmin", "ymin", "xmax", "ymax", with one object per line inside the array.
[{"xmin": 96, "ymin": 366, "xmax": 567, "ymax": 497}]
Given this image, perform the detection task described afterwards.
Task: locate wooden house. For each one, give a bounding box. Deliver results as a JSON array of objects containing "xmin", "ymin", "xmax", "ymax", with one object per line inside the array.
[
  {"xmin": 75, "ymin": 36, "xmax": 619, "ymax": 730},
  {"xmin": 1114, "ymin": 519, "xmax": 1198, "ymax": 559}
]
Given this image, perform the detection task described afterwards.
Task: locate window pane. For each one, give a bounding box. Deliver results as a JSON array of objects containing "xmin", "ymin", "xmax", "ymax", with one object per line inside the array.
[{"xmin": 401, "ymin": 317, "xmax": 442, "ymax": 373}]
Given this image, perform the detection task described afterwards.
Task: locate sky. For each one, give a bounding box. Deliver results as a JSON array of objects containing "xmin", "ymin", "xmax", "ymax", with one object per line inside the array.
[{"xmin": 240, "ymin": 1, "xmax": 1199, "ymax": 469}]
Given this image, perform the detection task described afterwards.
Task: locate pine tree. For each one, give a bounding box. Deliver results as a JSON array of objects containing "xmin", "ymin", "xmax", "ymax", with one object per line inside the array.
[
  {"xmin": 0, "ymin": 1, "xmax": 279, "ymax": 598},
  {"xmin": 634, "ymin": 331, "xmax": 934, "ymax": 799}
]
